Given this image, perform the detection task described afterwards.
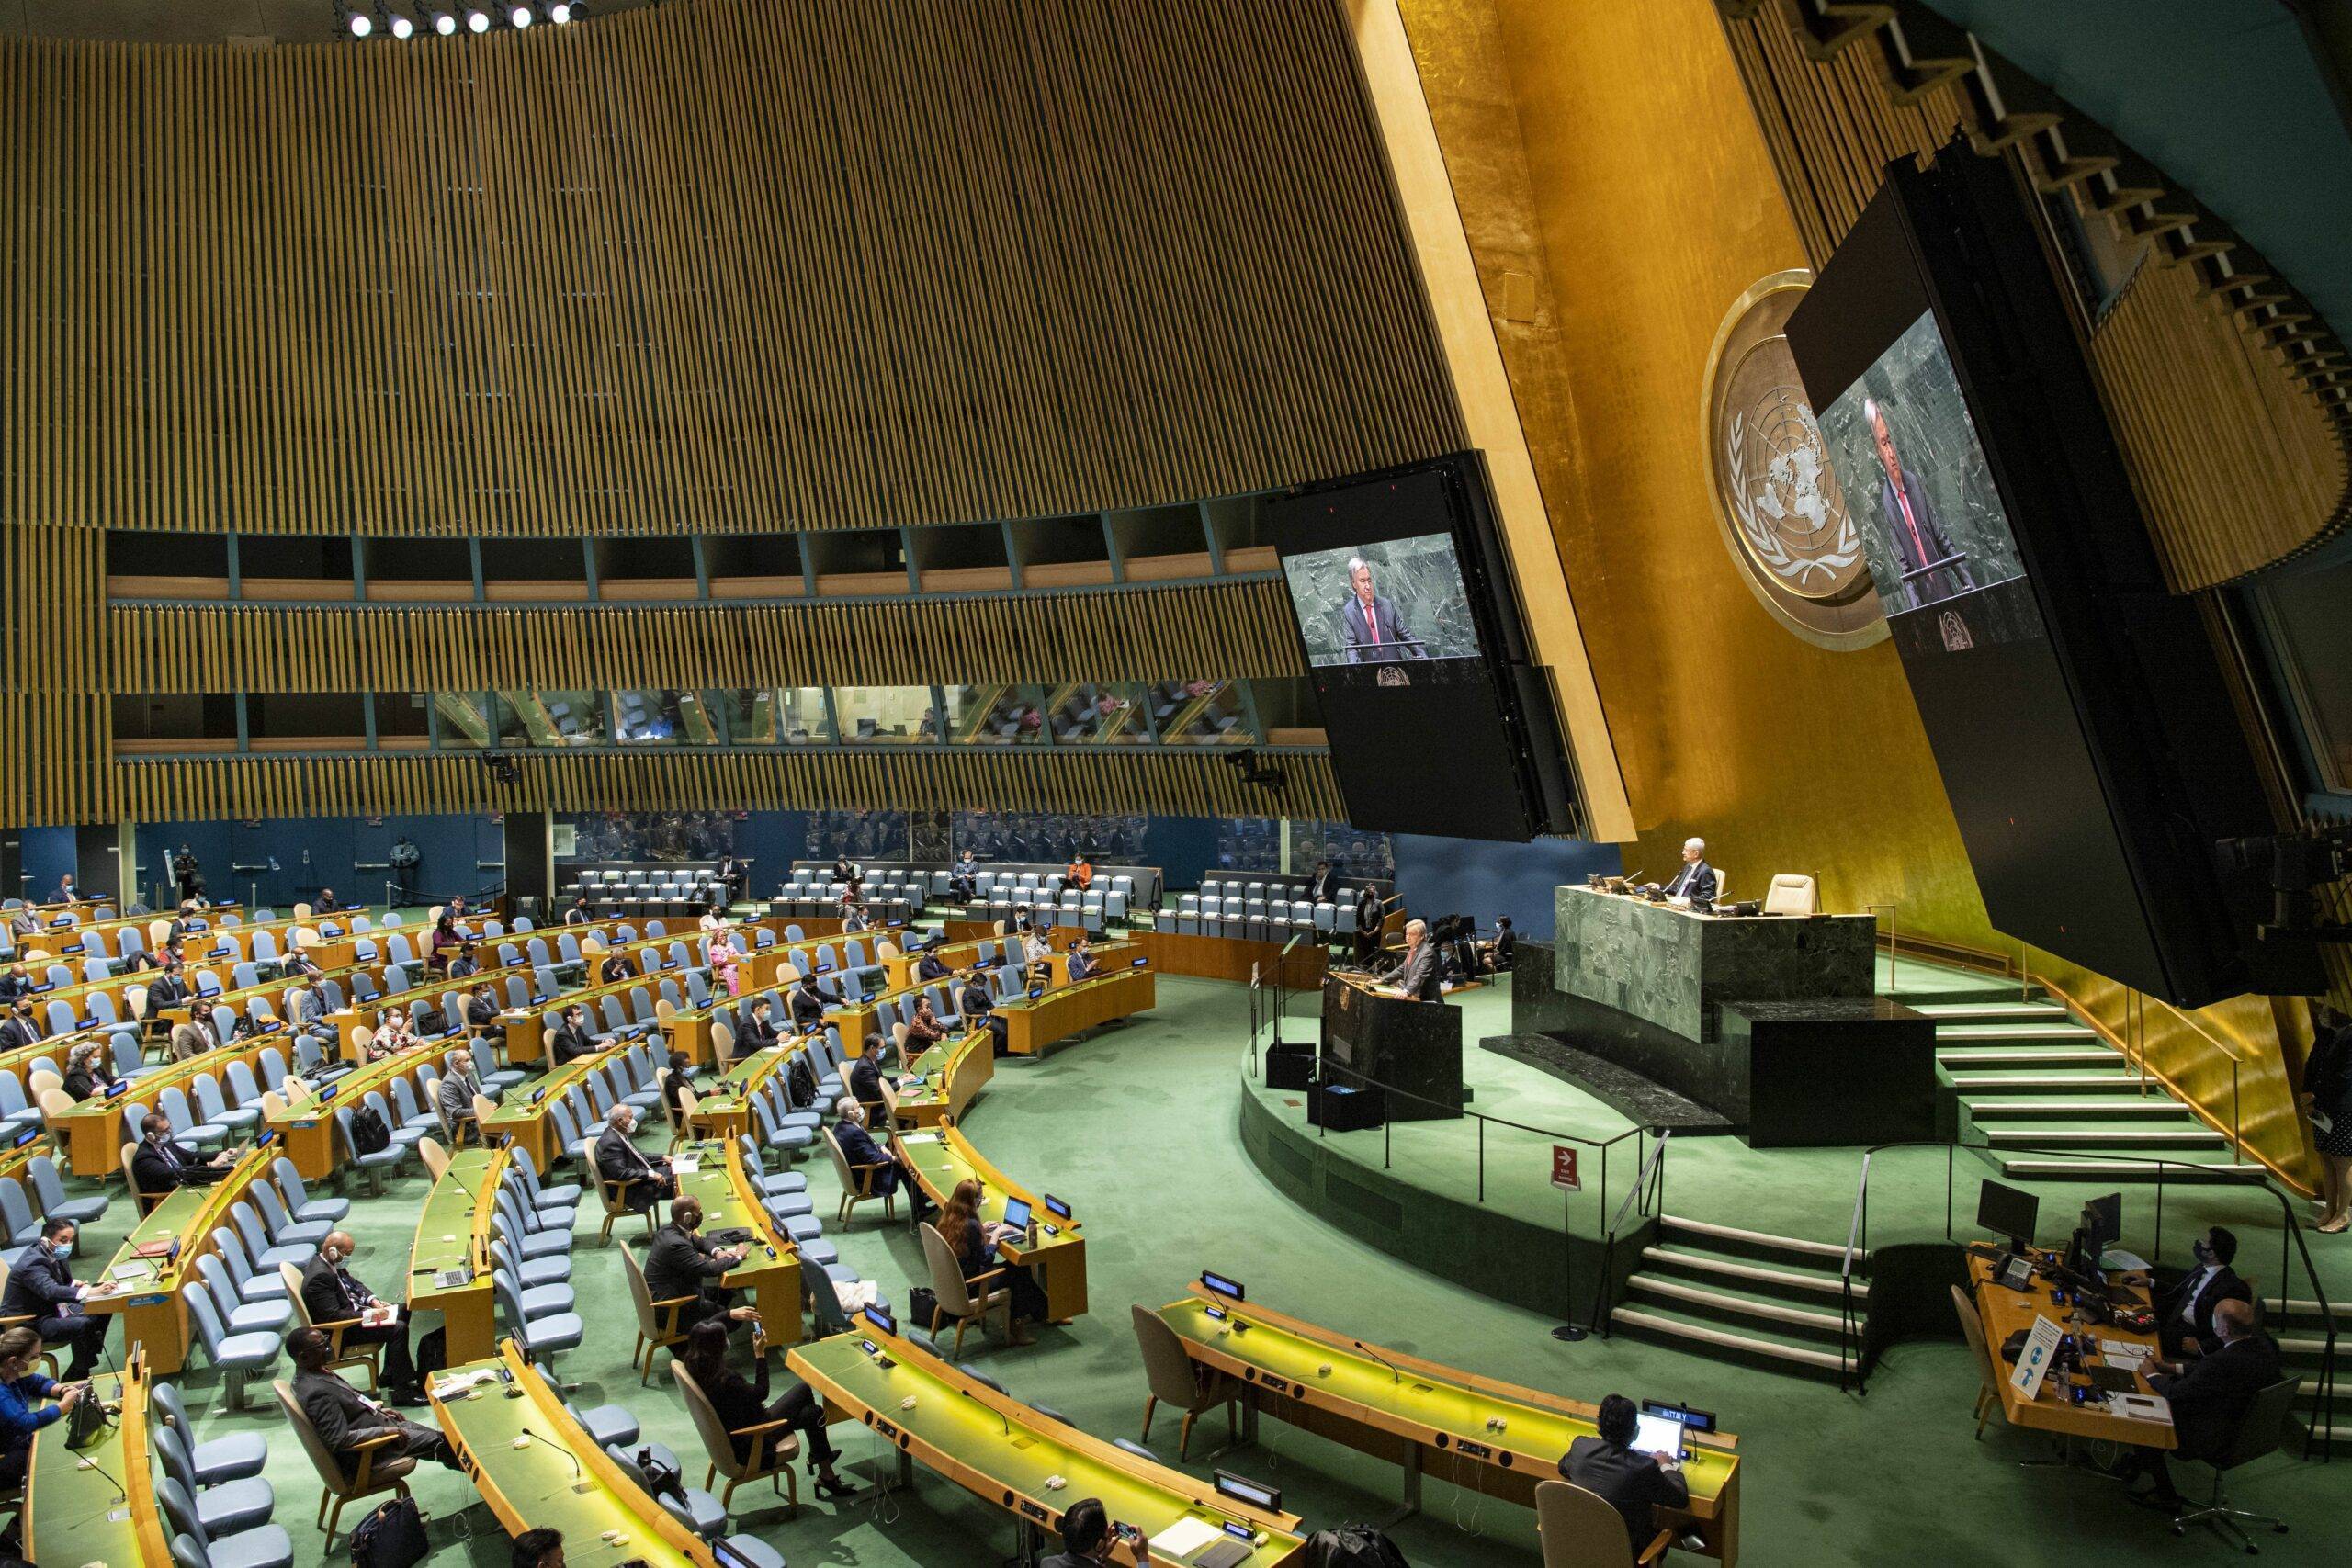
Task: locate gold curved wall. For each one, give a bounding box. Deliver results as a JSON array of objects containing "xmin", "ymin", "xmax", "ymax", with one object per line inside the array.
[{"xmin": 1377, "ymin": 0, "xmax": 2320, "ymax": 1186}]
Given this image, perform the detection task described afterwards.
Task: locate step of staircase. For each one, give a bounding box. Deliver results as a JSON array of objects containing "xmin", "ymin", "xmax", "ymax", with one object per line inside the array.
[
  {"xmin": 1624, "ymin": 1274, "xmax": 1849, "ymax": 1336},
  {"xmin": 1655, "ymin": 1213, "xmax": 1856, "ymax": 1264},
  {"xmin": 1944, "ymin": 1071, "xmax": 2143, "ymax": 1093},
  {"xmin": 1637, "ymin": 1245, "xmax": 1864, "ymax": 1300},
  {"xmin": 1960, "ymin": 1097, "xmax": 2189, "ymax": 1119},
  {"xmin": 1934, "ymin": 1022, "xmax": 2099, "ymax": 1042},
  {"xmin": 1978, "ymin": 1123, "xmax": 2228, "ymax": 1150},
  {"xmin": 1912, "ymin": 1001, "xmax": 2072, "ymax": 1021},
  {"xmin": 1988, "ymin": 1155, "xmax": 2267, "ymax": 1183},
  {"xmin": 1609, "ymin": 1304, "xmax": 1853, "ymax": 1375},
  {"xmin": 1936, "ymin": 1046, "xmax": 2117, "ymax": 1068}
]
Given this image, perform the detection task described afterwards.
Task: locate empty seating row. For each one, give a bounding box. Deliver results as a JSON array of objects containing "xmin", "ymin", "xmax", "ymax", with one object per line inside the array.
[{"xmin": 1166, "ymin": 892, "xmax": 1358, "ymax": 942}]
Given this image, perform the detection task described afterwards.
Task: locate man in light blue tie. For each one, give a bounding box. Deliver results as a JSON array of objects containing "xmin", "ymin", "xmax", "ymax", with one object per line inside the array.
[{"xmin": 1663, "ymin": 838, "xmax": 1717, "ymax": 905}]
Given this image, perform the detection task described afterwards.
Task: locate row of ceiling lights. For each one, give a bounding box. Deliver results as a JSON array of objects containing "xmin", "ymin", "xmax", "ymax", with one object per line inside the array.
[{"xmin": 335, "ymin": 2, "xmax": 584, "ymax": 39}]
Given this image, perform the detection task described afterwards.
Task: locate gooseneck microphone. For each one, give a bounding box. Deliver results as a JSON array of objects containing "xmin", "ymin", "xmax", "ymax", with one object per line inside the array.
[
  {"xmin": 517, "ymin": 1423, "xmax": 597, "ymax": 1493},
  {"xmin": 1353, "ymin": 1339, "xmax": 1404, "ymax": 1384},
  {"xmin": 961, "ymin": 1385, "xmax": 1012, "ymax": 1438}
]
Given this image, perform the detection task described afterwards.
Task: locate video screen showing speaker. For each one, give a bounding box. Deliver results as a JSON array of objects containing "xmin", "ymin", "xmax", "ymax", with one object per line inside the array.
[
  {"xmin": 1787, "ymin": 148, "xmax": 2318, "ymax": 1006},
  {"xmin": 1262, "ymin": 455, "xmax": 1578, "ymax": 841}
]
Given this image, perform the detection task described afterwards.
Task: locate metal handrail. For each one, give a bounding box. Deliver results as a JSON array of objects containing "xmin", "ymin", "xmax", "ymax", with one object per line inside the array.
[{"xmin": 1836, "ymin": 1136, "xmax": 2337, "ymax": 1458}]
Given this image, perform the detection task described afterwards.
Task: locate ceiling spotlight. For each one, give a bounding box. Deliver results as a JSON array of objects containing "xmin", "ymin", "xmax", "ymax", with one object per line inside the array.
[
  {"xmin": 510, "ymin": 4, "xmax": 531, "ymax": 26},
  {"xmin": 429, "ymin": 6, "xmax": 457, "ymax": 34},
  {"xmin": 548, "ymin": 0, "xmax": 572, "ymax": 19},
  {"xmin": 386, "ymin": 6, "xmax": 414, "ymax": 38},
  {"xmin": 344, "ymin": 5, "xmax": 373, "ymax": 37},
  {"xmin": 466, "ymin": 6, "xmax": 491, "ymax": 31}
]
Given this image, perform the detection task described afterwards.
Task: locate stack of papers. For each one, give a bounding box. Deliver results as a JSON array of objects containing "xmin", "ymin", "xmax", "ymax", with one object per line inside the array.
[
  {"xmin": 2099, "ymin": 1339, "xmax": 2154, "ymax": 1367},
  {"xmin": 428, "ymin": 1369, "xmax": 500, "ymax": 1400},
  {"xmin": 1149, "ymin": 1518, "xmax": 1225, "ymax": 1559},
  {"xmin": 2110, "ymin": 1393, "xmax": 2171, "ymax": 1424}
]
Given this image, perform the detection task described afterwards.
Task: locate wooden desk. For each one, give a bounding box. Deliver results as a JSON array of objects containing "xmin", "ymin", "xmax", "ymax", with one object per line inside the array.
[
  {"xmin": 893, "ymin": 1029, "xmax": 992, "ymax": 1130},
  {"xmin": 998, "ymin": 966, "xmax": 1155, "ymax": 1056},
  {"xmin": 883, "ymin": 934, "xmax": 1011, "ymax": 992},
  {"xmin": 432, "ymin": 1340, "xmax": 716, "ymax": 1567},
  {"xmin": 1968, "ymin": 1249, "xmax": 2176, "ymax": 1450},
  {"xmin": 1154, "ymin": 1285, "xmax": 1743, "ymax": 1561},
  {"xmin": 673, "ymin": 1138, "xmax": 804, "ymax": 1344},
  {"xmin": 23, "ymin": 1362, "xmax": 169, "ymax": 1566},
  {"xmin": 54, "ymin": 1038, "xmax": 273, "ymax": 1177},
  {"xmin": 84, "ymin": 1145, "xmax": 275, "ymax": 1373},
  {"xmin": 899, "ymin": 1123, "xmax": 1088, "ymax": 1322},
  {"xmin": 684, "ymin": 1042, "xmax": 798, "ymax": 1142},
  {"xmin": 265, "ymin": 1041, "xmax": 461, "ymax": 1179},
  {"xmin": 407, "ymin": 1145, "xmax": 504, "ymax": 1366},
  {"xmin": 1133, "ymin": 929, "xmax": 1326, "ymax": 990},
  {"xmin": 481, "ymin": 1052, "xmax": 616, "ymax": 1172},
  {"xmin": 789, "ymin": 1322, "xmax": 1304, "ymax": 1565}
]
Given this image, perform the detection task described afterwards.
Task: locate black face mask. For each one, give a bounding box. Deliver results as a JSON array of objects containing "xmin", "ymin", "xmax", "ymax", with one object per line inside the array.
[{"xmin": 2192, "ymin": 1239, "xmax": 2215, "ymax": 1266}]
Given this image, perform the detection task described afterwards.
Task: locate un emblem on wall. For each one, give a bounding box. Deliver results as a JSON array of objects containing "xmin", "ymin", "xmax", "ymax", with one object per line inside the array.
[{"xmin": 1702, "ymin": 271, "xmax": 1887, "ymax": 649}]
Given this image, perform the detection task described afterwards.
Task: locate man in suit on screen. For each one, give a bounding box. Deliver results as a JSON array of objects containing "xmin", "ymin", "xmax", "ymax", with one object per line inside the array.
[
  {"xmin": 1336, "ymin": 558, "xmax": 1422, "ymax": 664},
  {"xmin": 1865, "ymin": 398, "xmax": 1975, "ymax": 609}
]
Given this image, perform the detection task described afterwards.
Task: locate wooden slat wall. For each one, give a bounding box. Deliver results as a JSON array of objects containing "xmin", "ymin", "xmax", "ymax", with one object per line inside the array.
[
  {"xmin": 110, "ymin": 748, "xmax": 1347, "ymax": 825},
  {"xmin": 2, "ymin": 0, "xmax": 1461, "ymax": 538},
  {"xmin": 105, "ymin": 579, "xmax": 1307, "ymax": 694},
  {"xmin": 3, "ymin": 0, "xmax": 1446, "ymax": 827},
  {"xmin": 1717, "ymin": 6, "xmax": 2351, "ymax": 589}
]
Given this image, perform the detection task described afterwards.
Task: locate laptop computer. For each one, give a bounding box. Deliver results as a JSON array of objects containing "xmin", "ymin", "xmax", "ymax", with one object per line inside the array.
[
  {"xmin": 1001, "ymin": 1196, "xmax": 1032, "ymax": 1236},
  {"xmin": 1633, "ymin": 1413, "xmax": 1686, "ymax": 1461}
]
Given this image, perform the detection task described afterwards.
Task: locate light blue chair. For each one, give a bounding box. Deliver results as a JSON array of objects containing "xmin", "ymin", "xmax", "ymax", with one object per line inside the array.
[
  {"xmin": 182, "ymin": 1280, "xmax": 281, "ymax": 1411},
  {"xmin": 150, "ymin": 1377, "xmax": 268, "ymax": 1484}
]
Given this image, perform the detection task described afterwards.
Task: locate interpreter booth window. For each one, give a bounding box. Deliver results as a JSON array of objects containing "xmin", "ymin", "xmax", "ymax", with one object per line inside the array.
[
  {"xmin": 432, "ymin": 693, "xmax": 492, "ymax": 749},
  {"xmin": 831, "ymin": 686, "xmax": 941, "ymax": 742},
  {"xmin": 943, "ymin": 683, "xmax": 1049, "ymax": 745},
  {"xmin": 775, "ymin": 686, "xmax": 833, "ymax": 745},
  {"xmin": 709, "ymin": 689, "xmax": 777, "ymax": 744},
  {"xmin": 1151, "ymin": 679, "xmax": 1253, "ymax": 744},
  {"xmin": 1042, "ymin": 682, "xmax": 1153, "ymax": 744},
  {"xmin": 2252, "ymin": 557, "xmax": 2352, "ymax": 794},
  {"xmin": 494, "ymin": 690, "xmax": 605, "ymax": 747},
  {"xmin": 610, "ymin": 690, "xmax": 721, "ymax": 745}
]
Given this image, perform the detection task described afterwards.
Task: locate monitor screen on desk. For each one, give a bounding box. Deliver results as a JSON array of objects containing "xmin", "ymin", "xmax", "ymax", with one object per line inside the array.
[
  {"xmin": 1001, "ymin": 1197, "xmax": 1032, "ymax": 1233},
  {"xmin": 1977, "ymin": 1179, "xmax": 2038, "ymax": 1249}
]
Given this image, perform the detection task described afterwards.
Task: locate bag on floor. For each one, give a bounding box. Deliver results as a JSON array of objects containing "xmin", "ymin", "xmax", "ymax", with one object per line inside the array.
[
  {"xmin": 350, "ymin": 1496, "xmax": 430, "ymax": 1568},
  {"xmin": 346, "ymin": 1103, "xmax": 393, "ymax": 1156},
  {"xmin": 414, "ymin": 1326, "xmax": 447, "ymax": 1380},
  {"xmin": 906, "ymin": 1285, "xmax": 937, "ymax": 1331},
  {"xmin": 1305, "ymin": 1525, "xmax": 1410, "ymax": 1568}
]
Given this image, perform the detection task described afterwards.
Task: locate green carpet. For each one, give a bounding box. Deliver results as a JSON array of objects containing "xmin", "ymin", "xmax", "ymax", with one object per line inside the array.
[{"xmin": 95, "ymin": 972, "xmax": 2342, "ymax": 1566}]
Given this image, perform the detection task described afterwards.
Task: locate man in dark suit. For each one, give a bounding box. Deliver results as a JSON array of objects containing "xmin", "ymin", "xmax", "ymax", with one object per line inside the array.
[
  {"xmin": 565, "ymin": 896, "xmax": 593, "ymax": 926},
  {"xmin": 300, "ymin": 1231, "xmax": 421, "ymax": 1403},
  {"xmin": 915, "ymin": 940, "xmax": 953, "ymax": 983},
  {"xmin": 0, "ymin": 1219, "xmax": 110, "ymax": 1377},
  {"xmin": 462, "ymin": 983, "xmax": 500, "ymax": 1044},
  {"xmin": 289, "ymin": 1327, "xmax": 459, "ymax": 1477},
  {"xmin": 1376, "ymin": 919, "xmax": 1442, "ymax": 1001},
  {"xmin": 1065, "ymin": 935, "xmax": 1098, "ymax": 984},
  {"xmin": 1661, "ymin": 838, "xmax": 1717, "ymax": 905},
  {"xmin": 1865, "ymin": 397, "xmax": 1975, "ymax": 609},
  {"xmin": 833, "ymin": 1100, "xmax": 932, "ymax": 1224},
  {"xmin": 960, "ymin": 970, "xmax": 1009, "ymax": 1056},
  {"xmin": 1304, "ymin": 859, "xmax": 1340, "ymax": 905},
  {"xmin": 1336, "ymin": 557, "xmax": 1422, "ymax": 664},
  {"xmin": 131, "ymin": 1112, "xmax": 237, "ymax": 1196},
  {"xmin": 788, "ymin": 975, "xmax": 828, "ymax": 1032},
  {"xmin": 2157, "ymin": 1225, "xmax": 2253, "ymax": 1360},
  {"xmin": 0, "ymin": 1000, "xmax": 40, "ymax": 1053},
  {"xmin": 740, "ymin": 996, "xmax": 782, "ymax": 1055},
  {"xmin": 595, "ymin": 1106, "xmax": 674, "ymax": 1213},
  {"xmin": 548, "ymin": 1005, "xmax": 600, "ymax": 1067},
  {"xmin": 596, "ymin": 949, "xmax": 636, "ymax": 987},
  {"xmin": 144, "ymin": 963, "xmax": 190, "ymax": 1016},
  {"xmin": 1039, "ymin": 1497, "xmax": 1134, "ymax": 1568},
  {"xmin": 847, "ymin": 1035, "xmax": 897, "ymax": 1130},
  {"xmin": 1559, "ymin": 1393, "xmax": 1687, "ymax": 1554},
  {"xmin": 642, "ymin": 1197, "xmax": 759, "ymax": 1335},
  {"xmin": 2120, "ymin": 1298, "xmax": 2282, "ymax": 1509}
]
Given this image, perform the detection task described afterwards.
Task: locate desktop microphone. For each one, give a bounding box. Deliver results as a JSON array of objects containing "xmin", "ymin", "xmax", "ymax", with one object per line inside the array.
[
  {"xmin": 74, "ymin": 1452, "xmax": 130, "ymax": 1504},
  {"xmin": 515, "ymin": 1423, "xmax": 598, "ymax": 1493},
  {"xmin": 961, "ymin": 1385, "xmax": 1012, "ymax": 1439},
  {"xmin": 1352, "ymin": 1339, "xmax": 1404, "ymax": 1384}
]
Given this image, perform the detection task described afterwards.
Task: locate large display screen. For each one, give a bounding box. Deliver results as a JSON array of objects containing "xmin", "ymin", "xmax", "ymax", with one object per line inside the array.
[
  {"xmin": 1261, "ymin": 457, "xmax": 1574, "ymax": 841},
  {"xmin": 1815, "ymin": 310, "xmax": 2038, "ymax": 648}
]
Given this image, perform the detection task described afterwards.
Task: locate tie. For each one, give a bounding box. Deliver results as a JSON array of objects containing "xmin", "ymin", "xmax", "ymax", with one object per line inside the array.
[{"xmin": 1364, "ymin": 603, "xmax": 1379, "ymax": 646}]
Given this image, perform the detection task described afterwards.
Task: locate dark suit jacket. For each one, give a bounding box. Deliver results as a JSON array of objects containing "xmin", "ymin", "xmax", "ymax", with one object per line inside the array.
[
  {"xmin": 0, "ymin": 1245, "xmax": 83, "ymax": 1325},
  {"xmin": 1561, "ymin": 1436, "xmax": 1689, "ymax": 1551},
  {"xmin": 2159, "ymin": 1265, "xmax": 2252, "ymax": 1356},
  {"xmin": 848, "ymin": 1055, "xmax": 888, "ymax": 1116},
  {"xmin": 836, "ymin": 1122, "xmax": 903, "ymax": 1195},
  {"xmin": 1338, "ymin": 593, "xmax": 1419, "ymax": 663},
  {"xmin": 131, "ymin": 1136, "xmax": 224, "ymax": 1195},
  {"xmin": 1305, "ymin": 871, "xmax": 1340, "ymax": 903},
  {"xmin": 62, "ymin": 1068, "xmax": 100, "ymax": 1102},
  {"xmin": 1066, "ymin": 952, "xmax": 1096, "ymax": 982},
  {"xmin": 300, "ymin": 1253, "xmax": 379, "ymax": 1327},
  {"xmin": 2154, "ymin": 1332, "xmax": 2283, "ymax": 1461},
  {"xmin": 958, "ymin": 983, "xmax": 994, "ymax": 1021},
  {"xmin": 295, "ymin": 1367, "xmax": 394, "ymax": 1470},
  {"xmin": 595, "ymin": 1123, "xmax": 664, "ymax": 1211},
  {"xmin": 0, "ymin": 1020, "xmax": 40, "ymax": 1052},
  {"xmin": 1665, "ymin": 860, "xmax": 1718, "ymax": 904},
  {"xmin": 741, "ymin": 1016, "xmax": 782, "ymax": 1053},
  {"xmin": 789, "ymin": 988, "xmax": 826, "ymax": 1030},
  {"xmin": 916, "ymin": 954, "xmax": 951, "ymax": 982},
  {"xmin": 1378, "ymin": 942, "xmax": 1442, "ymax": 1000},
  {"xmin": 550, "ymin": 1024, "xmax": 598, "ymax": 1066},
  {"xmin": 645, "ymin": 1223, "xmax": 729, "ymax": 1304}
]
